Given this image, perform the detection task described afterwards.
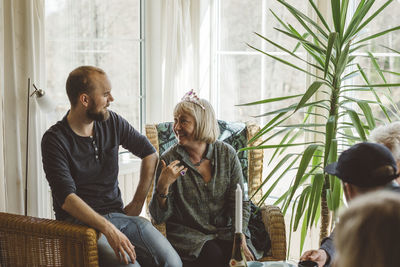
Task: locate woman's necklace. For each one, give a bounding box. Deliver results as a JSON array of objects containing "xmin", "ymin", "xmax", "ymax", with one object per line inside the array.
[{"xmin": 189, "ymin": 144, "xmax": 207, "ymax": 167}]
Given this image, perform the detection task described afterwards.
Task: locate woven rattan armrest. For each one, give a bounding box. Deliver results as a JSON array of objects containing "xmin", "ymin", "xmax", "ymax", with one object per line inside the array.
[
  {"xmin": 258, "ymin": 205, "xmax": 287, "ymax": 261},
  {"xmin": 0, "ymin": 212, "xmax": 99, "ymax": 267}
]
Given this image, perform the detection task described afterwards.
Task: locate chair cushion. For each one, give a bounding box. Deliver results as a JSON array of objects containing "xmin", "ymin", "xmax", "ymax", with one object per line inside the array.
[{"xmin": 156, "ymin": 120, "xmax": 248, "ymax": 183}]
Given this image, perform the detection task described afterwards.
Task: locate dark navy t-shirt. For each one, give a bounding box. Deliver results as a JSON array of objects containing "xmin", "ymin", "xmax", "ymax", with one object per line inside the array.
[{"xmin": 41, "ymin": 110, "xmax": 156, "ymax": 220}]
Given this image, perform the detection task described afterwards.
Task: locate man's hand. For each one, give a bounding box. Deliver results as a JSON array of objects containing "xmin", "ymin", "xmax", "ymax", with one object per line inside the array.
[
  {"xmin": 61, "ymin": 194, "xmax": 136, "ymax": 265},
  {"xmin": 300, "ymin": 249, "xmax": 328, "ymax": 267},
  {"xmin": 241, "ymin": 234, "xmax": 255, "ymax": 261},
  {"xmin": 103, "ymin": 223, "xmax": 137, "ymax": 265}
]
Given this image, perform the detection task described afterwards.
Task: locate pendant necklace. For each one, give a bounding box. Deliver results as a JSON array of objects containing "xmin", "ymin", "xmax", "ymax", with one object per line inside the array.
[{"xmin": 191, "ymin": 145, "xmax": 208, "ymax": 167}]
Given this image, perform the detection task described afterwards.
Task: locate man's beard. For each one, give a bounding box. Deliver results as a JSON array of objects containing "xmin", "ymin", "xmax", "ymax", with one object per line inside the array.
[{"xmin": 86, "ymin": 104, "xmax": 110, "ymax": 121}]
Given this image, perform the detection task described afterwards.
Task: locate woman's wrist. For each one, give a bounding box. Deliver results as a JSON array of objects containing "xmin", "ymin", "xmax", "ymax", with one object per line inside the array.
[
  {"xmin": 156, "ymin": 183, "xmax": 169, "ymax": 197},
  {"xmin": 155, "ymin": 188, "xmax": 170, "ymax": 198}
]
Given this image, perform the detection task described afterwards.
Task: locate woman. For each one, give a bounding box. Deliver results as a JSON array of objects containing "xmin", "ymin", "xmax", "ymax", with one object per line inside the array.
[
  {"xmin": 149, "ymin": 90, "xmax": 256, "ymax": 267},
  {"xmin": 334, "ymin": 190, "xmax": 400, "ymax": 267}
]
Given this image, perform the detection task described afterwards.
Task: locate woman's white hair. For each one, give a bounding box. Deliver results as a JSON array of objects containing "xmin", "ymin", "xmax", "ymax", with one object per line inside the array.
[
  {"xmin": 369, "ymin": 122, "xmax": 400, "ymax": 162},
  {"xmin": 173, "ymin": 98, "xmax": 219, "ymax": 144}
]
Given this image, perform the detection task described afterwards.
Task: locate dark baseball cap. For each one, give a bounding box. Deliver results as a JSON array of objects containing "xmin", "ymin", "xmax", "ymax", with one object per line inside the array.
[{"xmin": 324, "ymin": 142, "xmax": 399, "ymax": 188}]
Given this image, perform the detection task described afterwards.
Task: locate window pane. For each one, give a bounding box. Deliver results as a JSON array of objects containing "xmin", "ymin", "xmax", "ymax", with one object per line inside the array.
[
  {"xmin": 262, "ymin": 0, "xmax": 308, "ymax": 52},
  {"xmin": 261, "ymin": 56, "xmax": 307, "ymax": 124},
  {"xmin": 45, "ymin": 0, "xmax": 141, "ymax": 128},
  {"xmin": 358, "ymin": 0, "xmax": 400, "ymax": 52},
  {"xmin": 46, "ymin": 0, "xmax": 139, "ymax": 39},
  {"xmin": 352, "ymin": 56, "xmax": 400, "ymax": 123},
  {"xmin": 219, "ymin": 0, "xmax": 309, "ymax": 52},
  {"xmin": 217, "ymin": 54, "xmax": 307, "ymax": 123},
  {"xmin": 218, "ymin": 55, "xmax": 262, "ymax": 121},
  {"xmin": 219, "ymin": 0, "xmax": 262, "ymax": 51}
]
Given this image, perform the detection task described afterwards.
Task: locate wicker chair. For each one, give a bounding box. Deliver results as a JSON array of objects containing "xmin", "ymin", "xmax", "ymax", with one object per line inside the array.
[
  {"xmin": 0, "ymin": 212, "xmax": 99, "ymax": 267},
  {"xmin": 145, "ymin": 121, "xmax": 287, "ymax": 261}
]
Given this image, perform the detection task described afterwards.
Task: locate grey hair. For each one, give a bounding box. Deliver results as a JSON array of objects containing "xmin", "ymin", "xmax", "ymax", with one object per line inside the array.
[
  {"xmin": 173, "ymin": 98, "xmax": 219, "ymax": 144},
  {"xmin": 369, "ymin": 122, "xmax": 400, "ymax": 162}
]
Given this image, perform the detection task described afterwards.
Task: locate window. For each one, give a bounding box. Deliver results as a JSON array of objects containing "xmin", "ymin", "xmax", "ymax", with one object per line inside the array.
[
  {"xmin": 350, "ymin": 0, "xmax": 400, "ymax": 122},
  {"xmin": 211, "ymin": 1, "xmax": 313, "ymax": 258},
  {"xmin": 212, "ymin": 0, "xmax": 308, "ymax": 125},
  {"xmin": 45, "ymin": 0, "xmax": 144, "ymax": 130},
  {"xmin": 212, "ymin": 0, "xmax": 310, "ymax": 199}
]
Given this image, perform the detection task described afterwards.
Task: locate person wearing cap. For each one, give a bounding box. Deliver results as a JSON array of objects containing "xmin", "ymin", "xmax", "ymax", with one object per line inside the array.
[{"xmin": 300, "ymin": 142, "xmax": 400, "ymax": 267}]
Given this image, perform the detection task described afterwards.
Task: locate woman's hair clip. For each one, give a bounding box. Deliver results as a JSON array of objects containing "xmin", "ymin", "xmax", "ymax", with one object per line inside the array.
[{"xmin": 181, "ymin": 89, "xmax": 205, "ymax": 110}]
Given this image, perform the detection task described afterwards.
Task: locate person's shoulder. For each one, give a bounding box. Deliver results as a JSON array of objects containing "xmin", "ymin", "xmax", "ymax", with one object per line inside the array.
[
  {"xmin": 214, "ymin": 140, "xmax": 236, "ymax": 154},
  {"xmin": 42, "ymin": 120, "xmax": 67, "ymax": 141},
  {"xmin": 42, "ymin": 120, "xmax": 70, "ymax": 149},
  {"xmin": 104, "ymin": 110, "xmax": 132, "ymax": 128},
  {"xmin": 108, "ymin": 109, "xmax": 119, "ymax": 119},
  {"xmin": 161, "ymin": 143, "xmax": 180, "ymax": 158}
]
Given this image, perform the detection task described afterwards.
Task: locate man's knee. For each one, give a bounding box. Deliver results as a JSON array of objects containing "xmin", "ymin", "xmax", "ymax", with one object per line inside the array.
[
  {"xmin": 163, "ymin": 250, "xmax": 182, "ymax": 267},
  {"xmin": 97, "ymin": 234, "xmax": 140, "ymax": 267}
]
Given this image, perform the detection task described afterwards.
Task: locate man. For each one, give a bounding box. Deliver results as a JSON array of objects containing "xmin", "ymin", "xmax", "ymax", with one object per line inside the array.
[
  {"xmin": 300, "ymin": 142, "xmax": 400, "ymax": 267},
  {"xmin": 42, "ymin": 66, "xmax": 182, "ymax": 267}
]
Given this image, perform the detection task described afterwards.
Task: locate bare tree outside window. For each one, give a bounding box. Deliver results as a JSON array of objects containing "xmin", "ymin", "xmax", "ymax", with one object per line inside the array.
[
  {"xmin": 351, "ymin": 0, "xmax": 400, "ymax": 123},
  {"xmin": 45, "ymin": 0, "xmax": 142, "ymax": 129},
  {"xmin": 214, "ymin": 0, "xmax": 308, "ymax": 201},
  {"xmin": 216, "ymin": 0, "xmax": 308, "ymax": 125}
]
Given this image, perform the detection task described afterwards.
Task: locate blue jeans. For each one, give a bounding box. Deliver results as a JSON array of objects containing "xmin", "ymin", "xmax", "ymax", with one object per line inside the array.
[{"xmin": 98, "ymin": 213, "xmax": 182, "ymax": 267}]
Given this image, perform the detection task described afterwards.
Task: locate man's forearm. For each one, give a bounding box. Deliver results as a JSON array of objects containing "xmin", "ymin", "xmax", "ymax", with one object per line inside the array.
[
  {"xmin": 125, "ymin": 152, "xmax": 158, "ymax": 216},
  {"xmin": 62, "ymin": 193, "xmax": 112, "ymax": 233},
  {"xmin": 320, "ymin": 229, "xmax": 335, "ymax": 266}
]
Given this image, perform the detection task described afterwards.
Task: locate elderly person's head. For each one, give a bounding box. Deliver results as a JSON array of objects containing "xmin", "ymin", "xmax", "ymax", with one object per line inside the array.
[
  {"xmin": 334, "ymin": 191, "xmax": 400, "ymax": 267},
  {"xmin": 370, "ymin": 122, "xmax": 400, "ymax": 183},
  {"xmin": 173, "ymin": 90, "xmax": 219, "ymax": 145}
]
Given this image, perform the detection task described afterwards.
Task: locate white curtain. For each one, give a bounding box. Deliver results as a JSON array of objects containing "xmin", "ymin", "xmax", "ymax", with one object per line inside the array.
[
  {"xmin": 1, "ymin": 0, "xmax": 47, "ymax": 217},
  {"xmin": 161, "ymin": 0, "xmax": 198, "ymax": 121}
]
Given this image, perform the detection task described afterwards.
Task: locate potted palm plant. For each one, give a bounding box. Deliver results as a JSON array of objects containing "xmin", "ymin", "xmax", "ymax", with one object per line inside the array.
[{"xmin": 241, "ymin": 0, "xmax": 400, "ymax": 252}]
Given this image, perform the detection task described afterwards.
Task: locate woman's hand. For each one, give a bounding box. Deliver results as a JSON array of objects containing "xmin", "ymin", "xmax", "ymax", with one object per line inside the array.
[
  {"xmin": 241, "ymin": 233, "xmax": 255, "ymax": 261},
  {"xmin": 156, "ymin": 160, "xmax": 187, "ymax": 194}
]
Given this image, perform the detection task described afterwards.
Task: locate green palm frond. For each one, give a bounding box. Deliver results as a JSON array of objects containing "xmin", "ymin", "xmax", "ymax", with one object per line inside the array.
[{"xmin": 243, "ymin": 0, "xmax": 400, "ymax": 254}]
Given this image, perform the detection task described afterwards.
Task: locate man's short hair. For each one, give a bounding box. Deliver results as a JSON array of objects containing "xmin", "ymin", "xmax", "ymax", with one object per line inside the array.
[
  {"xmin": 66, "ymin": 66, "xmax": 105, "ymax": 106},
  {"xmin": 324, "ymin": 142, "xmax": 399, "ymax": 188},
  {"xmin": 173, "ymin": 98, "xmax": 220, "ymax": 144}
]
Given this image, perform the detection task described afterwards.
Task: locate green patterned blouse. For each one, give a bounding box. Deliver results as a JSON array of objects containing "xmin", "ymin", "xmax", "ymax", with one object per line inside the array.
[{"xmin": 149, "ymin": 140, "xmax": 255, "ymax": 261}]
